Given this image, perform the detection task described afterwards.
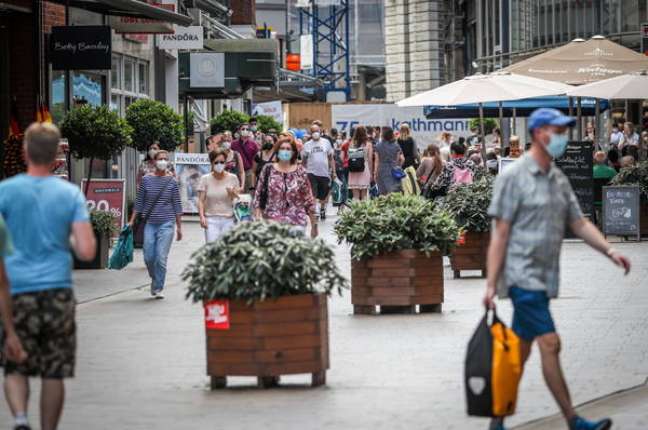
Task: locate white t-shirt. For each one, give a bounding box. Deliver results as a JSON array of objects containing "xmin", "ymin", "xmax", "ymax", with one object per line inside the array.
[
  {"xmin": 197, "ymin": 172, "xmax": 240, "ymax": 217},
  {"xmin": 302, "ymin": 138, "xmax": 334, "ymax": 178}
]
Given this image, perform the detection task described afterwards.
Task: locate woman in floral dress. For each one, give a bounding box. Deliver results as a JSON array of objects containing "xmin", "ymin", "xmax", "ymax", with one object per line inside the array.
[{"xmin": 253, "ymin": 136, "xmax": 317, "ymax": 238}]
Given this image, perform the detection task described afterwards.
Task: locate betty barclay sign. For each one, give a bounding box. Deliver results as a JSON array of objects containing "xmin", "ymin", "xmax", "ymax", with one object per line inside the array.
[
  {"xmin": 51, "ymin": 26, "xmax": 111, "ymax": 70},
  {"xmin": 157, "ymin": 26, "xmax": 203, "ymax": 50}
]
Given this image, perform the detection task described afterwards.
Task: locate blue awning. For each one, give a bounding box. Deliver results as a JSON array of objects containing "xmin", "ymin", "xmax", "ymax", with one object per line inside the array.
[{"xmin": 423, "ymin": 96, "xmax": 609, "ymax": 119}]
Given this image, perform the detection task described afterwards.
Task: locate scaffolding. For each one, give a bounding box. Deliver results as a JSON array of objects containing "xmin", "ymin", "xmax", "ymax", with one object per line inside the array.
[{"xmin": 298, "ymin": 0, "xmax": 351, "ymax": 97}]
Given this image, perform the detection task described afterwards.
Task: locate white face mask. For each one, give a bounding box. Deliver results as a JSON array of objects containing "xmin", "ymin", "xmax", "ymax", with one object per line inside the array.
[
  {"xmin": 155, "ymin": 160, "xmax": 168, "ymax": 171},
  {"xmin": 213, "ymin": 163, "xmax": 225, "ymax": 173},
  {"xmin": 221, "ymin": 142, "xmax": 231, "ymax": 150},
  {"xmin": 312, "ymin": 131, "xmax": 321, "ymax": 140},
  {"xmin": 148, "ymin": 149, "xmax": 158, "ymax": 159}
]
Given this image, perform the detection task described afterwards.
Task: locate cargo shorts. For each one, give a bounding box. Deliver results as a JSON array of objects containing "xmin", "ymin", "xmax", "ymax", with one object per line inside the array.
[{"xmin": 2, "ymin": 288, "xmax": 76, "ymax": 379}]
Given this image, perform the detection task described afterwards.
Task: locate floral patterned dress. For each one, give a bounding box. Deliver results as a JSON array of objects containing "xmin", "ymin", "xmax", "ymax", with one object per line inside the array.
[{"xmin": 253, "ymin": 164, "xmax": 315, "ymax": 227}]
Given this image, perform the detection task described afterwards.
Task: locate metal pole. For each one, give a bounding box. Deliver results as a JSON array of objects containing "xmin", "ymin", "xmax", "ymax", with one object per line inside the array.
[
  {"xmin": 285, "ymin": 0, "xmax": 290, "ymax": 52},
  {"xmin": 577, "ymin": 97, "xmax": 582, "ymax": 141},
  {"xmin": 480, "ymin": 103, "xmax": 486, "ymax": 160},
  {"xmin": 184, "ymin": 97, "xmax": 189, "ymax": 152},
  {"xmin": 498, "ymin": 101, "xmax": 504, "ymax": 146},
  {"xmin": 512, "ymin": 107, "xmax": 517, "ymax": 134},
  {"xmin": 595, "ymin": 98, "xmax": 601, "ymax": 151},
  {"xmin": 568, "ymin": 96, "xmax": 574, "ymax": 140}
]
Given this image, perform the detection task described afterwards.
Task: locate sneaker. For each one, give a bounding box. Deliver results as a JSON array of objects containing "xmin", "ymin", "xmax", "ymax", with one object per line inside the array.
[
  {"xmin": 155, "ymin": 291, "xmax": 165, "ymax": 300},
  {"xmin": 569, "ymin": 416, "xmax": 612, "ymax": 430},
  {"xmin": 14, "ymin": 425, "xmax": 31, "ymax": 430}
]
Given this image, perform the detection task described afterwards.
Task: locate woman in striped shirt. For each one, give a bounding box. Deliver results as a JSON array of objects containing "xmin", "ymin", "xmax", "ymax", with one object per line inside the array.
[{"xmin": 128, "ymin": 150, "xmax": 183, "ymax": 299}]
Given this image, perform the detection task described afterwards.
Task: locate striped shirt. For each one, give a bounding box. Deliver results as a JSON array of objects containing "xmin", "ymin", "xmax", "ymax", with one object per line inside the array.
[{"xmin": 135, "ymin": 175, "xmax": 183, "ymax": 224}]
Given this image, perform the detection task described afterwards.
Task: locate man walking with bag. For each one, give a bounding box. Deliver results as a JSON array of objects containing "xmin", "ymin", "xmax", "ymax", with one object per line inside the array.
[
  {"xmin": 0, "ymin": 123, "xmax": 97, "ymax": 430},
  {"xmin": 484, "ymin": 109, "xmax": 631, "ymax": 430}
]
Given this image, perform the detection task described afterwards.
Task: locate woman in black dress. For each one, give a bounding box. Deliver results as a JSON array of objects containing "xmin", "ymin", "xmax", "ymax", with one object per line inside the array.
[{"xmin": 397, "ymin": 123, "xmax": 419, "ymax": 169}]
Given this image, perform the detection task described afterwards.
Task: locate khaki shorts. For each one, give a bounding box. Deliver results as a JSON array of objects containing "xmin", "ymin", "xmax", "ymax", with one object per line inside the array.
[{"xmin": 3, "ymin": 288, "xmax": 76, "ymax": 379}]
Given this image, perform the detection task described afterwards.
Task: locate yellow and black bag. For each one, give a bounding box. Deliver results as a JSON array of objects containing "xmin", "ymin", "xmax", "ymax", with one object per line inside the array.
[{"xmin": 465, "ymin": 309, "xmax": 522, "ymax": 417}]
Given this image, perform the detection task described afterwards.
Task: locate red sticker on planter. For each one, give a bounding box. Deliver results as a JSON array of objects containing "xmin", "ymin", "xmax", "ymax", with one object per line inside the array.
[
  {"xmin": 204, "ymin": 300, "xmax": 230, "ymax": 330},
  {"xmin": 457, "ymin": 232, "xmax": 466, "ymax": 246}
]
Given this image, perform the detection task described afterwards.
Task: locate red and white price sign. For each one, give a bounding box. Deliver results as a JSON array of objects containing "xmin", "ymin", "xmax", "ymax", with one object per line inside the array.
[
  {"xmin": 204, "ymin": 300, "xmax": 230, "ymax": 330},
  {"xmin": 81, "ymin": 179, "xmax": 126, "ymax": 236}
]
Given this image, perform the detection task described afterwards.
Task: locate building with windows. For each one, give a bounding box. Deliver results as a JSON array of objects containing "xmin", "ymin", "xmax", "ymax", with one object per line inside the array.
[{"xmin": 464, "ymin": 0, "xmax": 648, "ymax": 73}]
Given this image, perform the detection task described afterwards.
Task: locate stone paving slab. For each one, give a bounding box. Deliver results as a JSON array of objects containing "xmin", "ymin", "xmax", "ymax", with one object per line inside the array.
[{"xmin": 4, "ymin": 216, "xmax": 648, "ymax": 429}]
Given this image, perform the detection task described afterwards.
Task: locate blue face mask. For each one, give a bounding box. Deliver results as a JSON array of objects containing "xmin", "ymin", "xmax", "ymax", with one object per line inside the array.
[
  {"xmin": 546, "ymin": 132, "xmax": 569, "ymax": 158},
  {"xmin": 278, "ymin": 149, "xmax": 293, "ymax": 161}
]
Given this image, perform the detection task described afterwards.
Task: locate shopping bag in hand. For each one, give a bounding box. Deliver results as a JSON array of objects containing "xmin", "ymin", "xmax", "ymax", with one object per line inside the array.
[
  {"xmin": 465, "ymin": 308, "xmax": 521, "ymax": 417},
  {"xmin": 108, "ymin": 225, "xmax": 134, "ymax": 270}
]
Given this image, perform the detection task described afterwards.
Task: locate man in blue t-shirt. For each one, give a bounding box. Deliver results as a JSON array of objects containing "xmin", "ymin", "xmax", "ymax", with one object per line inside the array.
[{"xmin": 0, "ymin": 123, "xmax": 96, "ymax": 430}]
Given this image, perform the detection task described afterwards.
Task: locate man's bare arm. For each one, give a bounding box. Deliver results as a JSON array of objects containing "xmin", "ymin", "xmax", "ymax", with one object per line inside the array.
[
  {"xmin": 71, "ymin": 222, "xmax": 97, "ymax": 262},
  {"xmin": 570, "ymin": 218, "xmax": 631, "ymax": 274},
  {"xmin": 483, "ymin": 219, "xmax": 511, "ymax": 308}
]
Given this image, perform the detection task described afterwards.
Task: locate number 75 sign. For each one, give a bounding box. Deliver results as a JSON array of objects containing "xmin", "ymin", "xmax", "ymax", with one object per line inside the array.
[{"xmin": 81, "ymin": 179, "xmax": 126, "ymax": 236}]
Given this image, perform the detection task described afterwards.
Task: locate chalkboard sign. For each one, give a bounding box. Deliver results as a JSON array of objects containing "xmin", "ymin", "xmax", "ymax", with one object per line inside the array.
[
  {"xmin": 555, "ymin": 141, "xmax": 594, "ymax": 218},
  {"xmin": 602, "ymin": 186, "xmax": 641, "ymax": 239}
]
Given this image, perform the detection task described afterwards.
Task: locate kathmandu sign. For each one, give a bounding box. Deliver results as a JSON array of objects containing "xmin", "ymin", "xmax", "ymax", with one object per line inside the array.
[{"xmin": 157, "ymin": 26, "xmax": 204, "ymax": 50}]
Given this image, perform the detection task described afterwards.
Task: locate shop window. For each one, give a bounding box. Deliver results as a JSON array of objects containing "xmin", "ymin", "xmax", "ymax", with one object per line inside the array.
[
  {"xmin": 51, "ymin": 71, "xmax": 66, "ymax": 124},
  {"xmin": 138, "ymin": 63, "xmax": 148, "ymax": 95},
  {"xmin": 124, "ymin": 58, "xmax": 135, "ymax": 93},
  {"xmin": 72, "ymin": 72, "xmax": 104, "ymax": 107},
  {"xmin": 111, "ymin": 56, "xmax": 120, "ymax": 90}
]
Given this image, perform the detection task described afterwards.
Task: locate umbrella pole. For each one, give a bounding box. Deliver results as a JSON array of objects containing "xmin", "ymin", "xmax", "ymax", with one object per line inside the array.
[
  {"xmin": 595, "ymin": 99, "xmax": 601, "ymax": 151},
  {"xmin": 577, "ymin": 97, "xmax": 583, "ymax": 141},
  {"xmin": 568, "ymin": 97, "xmax": 574, "ymax": 140},
  {"xmin": 512, "ymin": 108, "xmax": 517, "ymax": 134},
  {"xmin": 498, "ymin": 101, "xmax": 504, "ymax": 147},
  {"xmin": 479, "ymin": 103, "xmax": 486, "ymax": 160}
]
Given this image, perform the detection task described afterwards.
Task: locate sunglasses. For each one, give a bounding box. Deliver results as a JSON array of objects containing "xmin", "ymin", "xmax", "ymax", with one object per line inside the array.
[{"xmin": 213, "ymin": 161, "xmax": 225, "ymax": 165}]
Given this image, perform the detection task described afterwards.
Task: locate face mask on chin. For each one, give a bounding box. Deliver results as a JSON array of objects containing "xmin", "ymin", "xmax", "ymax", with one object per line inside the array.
[{"xmin": 545, "ymin": 132, "xmax": 569, "ymax": 159}]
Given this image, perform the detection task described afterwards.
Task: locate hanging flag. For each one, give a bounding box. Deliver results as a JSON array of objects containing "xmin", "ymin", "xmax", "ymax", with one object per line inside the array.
[{"xmin": 9, "ymin": 98, "xmax": 21, "ymax": 138}]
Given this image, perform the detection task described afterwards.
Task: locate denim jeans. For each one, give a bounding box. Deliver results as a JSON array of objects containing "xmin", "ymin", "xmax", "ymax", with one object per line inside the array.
[{"xmin": 143, "ymin": 221, "xmax": 175, "ymax": 293}]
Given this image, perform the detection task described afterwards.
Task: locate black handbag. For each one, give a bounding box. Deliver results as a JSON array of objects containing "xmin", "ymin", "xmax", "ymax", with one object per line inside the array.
[
  {"xmin": 258, "ymin": 164, "xmax": 273, "ymax": 211},
  {"xmin": 133, "ymin": 178, "xmax": 174, "ymax": 248}
]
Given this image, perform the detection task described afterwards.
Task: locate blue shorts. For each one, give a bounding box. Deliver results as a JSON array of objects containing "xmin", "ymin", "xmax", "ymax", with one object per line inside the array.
[{"xmin": 509, "ymin": 286, "xmax": 556, "ymax": 342}]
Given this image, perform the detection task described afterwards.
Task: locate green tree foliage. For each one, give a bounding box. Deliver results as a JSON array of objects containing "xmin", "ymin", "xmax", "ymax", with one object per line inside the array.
[
  {"xmin": 468, "ymin": 118, "xmax": 499, "ymax": 135},
  {"xmin": 254, "ymin": 115, "xmax": 282, "ymax": 133},
  {"xmin": 61, "ymin": 105, "xmax": 132, "ymax": 160},
  {"xmin": 125, "ymin": 99, "xmax": 183, "ymax": 152},
  {"xmin": 335, "ymin": 193, "xmax": 460, "ymax": 260},
  {"xmin": 442, "ymin": 176, "xmax": 494, "ymax": 233},
  {"xmin": 210, "ymin": 110, "xmax": 250, "ymax": 134},
  {"xmin": 184, "ymin": 222, "xmax": 347, "ymax": 303}
]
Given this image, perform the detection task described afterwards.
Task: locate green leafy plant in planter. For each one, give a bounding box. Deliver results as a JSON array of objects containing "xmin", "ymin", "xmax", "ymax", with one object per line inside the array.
[
  {"xmin": 255, "ymin": 115, "xmax": 282, "ymax": 134},
  {"xmin": 89, "ymin": 210, "xmax": 119, "ymax": 237},
  {"xmin": 335, "ymin": 193, "xmax": 460, "ymax": 260},
  {"xmin": 210, "ymin": 110, "xmax": 250, "ymax": 134},
  {"xmin": 443, "ymin": 176, "xmax": 494, "ymax": 233},
  {"xmin": 183, "ymin": 221, "xmax": 347, "ymax": 303},
  {"xmin": 125, "ymin": 99, "xmax": 184, "ymax": 152},
  {"xmin": 60, "ymin": 105, "xmax": 132, "ymax": 195},
  {"xmin": 610, "ymin": 161, "xmax": 648, "ymax": 200}
]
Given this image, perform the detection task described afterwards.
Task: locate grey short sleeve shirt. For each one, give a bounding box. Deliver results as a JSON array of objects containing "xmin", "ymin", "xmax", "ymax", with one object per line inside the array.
[{"xmin": 488, "ymin": 154, "xmax": 584, "ymax": 298}]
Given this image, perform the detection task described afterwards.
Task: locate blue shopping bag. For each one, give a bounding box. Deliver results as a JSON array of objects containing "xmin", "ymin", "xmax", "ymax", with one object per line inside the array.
[{"xmin": 108, "ymin": 225, "xmax": 134, "ymax": 270}]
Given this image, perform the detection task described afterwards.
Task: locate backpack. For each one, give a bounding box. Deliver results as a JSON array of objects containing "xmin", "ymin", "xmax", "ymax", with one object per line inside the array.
[
  {"xmin": 453, "ymin": 166, "xmax": 474, "ymax": 185},
  {"xmin": 348, "ymin": 148, "xmax": 366, "ymax": 172}
]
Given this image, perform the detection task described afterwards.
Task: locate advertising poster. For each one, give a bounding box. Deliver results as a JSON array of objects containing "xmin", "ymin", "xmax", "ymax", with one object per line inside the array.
[
  {"xmin": 331, "ymin": 104, "xmax": 471, "ymax": 148},
  {"xmin": 175, "ymin": 152, "xmax": 210, "ymax": 214},
  {"xmin": 80, "ymin": 179, "xmax": 126, "ymax": 235}
]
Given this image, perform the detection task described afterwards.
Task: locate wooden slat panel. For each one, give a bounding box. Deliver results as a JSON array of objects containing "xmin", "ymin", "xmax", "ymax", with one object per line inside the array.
[
  {"xmin": 370, "ymin": 268, "xmax": 415, "ymax": 278},
  {"xmin": 261, "ymin": 360, "xmax": 326, "ymax": 376},
  {"xmin": 253, "ymin": 295, "xmax": 315, "ymax": 310},
  {"xmin": 371, "ymin": 287, "xmax": 416, "ymax": 297},
  {"xmin": 254, "ymin": 348, "xmax": 318, "ymax": 364},
  {"xmin": 207, "ymin": 362, "xmax": 261, "ymax": 376},
  {"xmin": 207, "ymin": 336, "xmax": 262, "ymax": 351},
  {"xmin": 207, "ymin": 350, "xmax": 255, "ymax": 364},
  {"xmin": 206, "ymin": 324, "xmax": 254, "ymax": 338},
  {"xmin": 367, "ymin": 258, "xmax": 409, "ymax": 269},
  {"xmin": 254, "ymin": 308, "xmax": 324, "ymax": 324},
  {"xmin": 368, "ymin": 296, "xmax": 414, "ymax": 306},
  {"xmin": 263, "ymin": 335, "xmax": 325, "ymax": 350},
  {"xmin": 254, "ymin": 321, "xmax": 317, "ymax": 337}
]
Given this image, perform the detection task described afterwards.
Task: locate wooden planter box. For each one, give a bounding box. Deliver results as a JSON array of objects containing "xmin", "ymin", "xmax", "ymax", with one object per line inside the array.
[
  {"xmin": 351, "ymin": 250, "xmax": 444, "ymax": 315},
  {"xmin": 73, "ymin": 232, "xmax": 109, "ymax": 270},
  {"xmin": 205, "ymin": 294, "xmax": 329, "ymax": 389},
  {"xmin": 449, "ymin": 231, "xmax": 490, "ymax": 279}
]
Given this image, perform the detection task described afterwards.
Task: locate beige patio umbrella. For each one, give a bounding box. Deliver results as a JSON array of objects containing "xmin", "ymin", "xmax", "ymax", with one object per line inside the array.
[
  {"xmin": 503, "ymin": 36, "xmax": 648, "ymax": 85},
  {"xmin": 397, "ymin": 72, "xmax": 573, "ymax": 157},
  {"xmin": 566, "ymin": 71, "xmax": 648, "ymax": 99}
]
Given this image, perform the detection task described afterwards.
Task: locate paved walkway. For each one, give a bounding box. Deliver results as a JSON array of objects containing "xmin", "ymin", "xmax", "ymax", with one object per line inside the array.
[{"xmin": 3, "ymin": 214, "xmax": 648, "ymax": 429}]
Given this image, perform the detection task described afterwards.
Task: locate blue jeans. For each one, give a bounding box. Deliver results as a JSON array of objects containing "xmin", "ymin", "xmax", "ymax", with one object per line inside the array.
[{"xmin": 143, "ymin": 221, "xmax": 175, "ymax": 293}]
